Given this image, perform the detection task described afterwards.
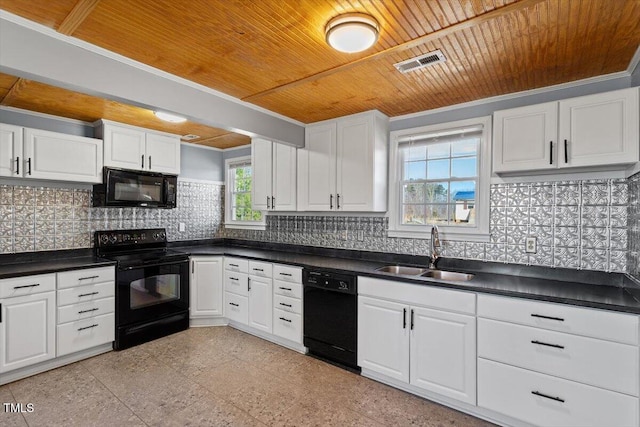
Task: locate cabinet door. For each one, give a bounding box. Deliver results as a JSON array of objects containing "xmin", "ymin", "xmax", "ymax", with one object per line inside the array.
[
  {"xmin": 559, "ymin": 87, "xmax": 639, "ymax": 168},
  {"xmin": 0, "ymin": 291, "xmax": 56, "ymax": 373},
  {"xmin": 251, "ymin": 138, "xmax": 272, "ymax": 211},
  {"xmin": 146, "ymin": 132, "xmax": 181, "ymax": 174},
  {"xmin": 103, "ymin": 124, "xmax": 147, "ymax": 171},
  {"xmin": 357, "ymin": 296, "xmax": 409, "ymax": 383},
  {"xmin": 272, "ymin": 142, "xmax": 297, "ymax": 211},
  {"xmin": 23, "ymin": 128, "xmax": 102, "ymax": 183},
  {"xmin": 0, "ymin": 124, "xmax": 23, "ymax": 177},
  {"xmin": 336, "ymin": 115, "xmax": 374, "ymax": 211},
  {"xmin": 298, "ymin": 123, "xmax": 336, "ymax": 211},
  {"xmin": 493, "ymin": 102, "xmax": 558, "ymax": 173},
  {"xmin": 410, "ymin": 306, "xmax": 476, "ymax": 404},
  {"xmin": 190, "ymin": 257, "xmax": 223, "ymax": 318},
  {"xmin": 248, "ymin": 275, "xmax": 272, "ymax": 333}
]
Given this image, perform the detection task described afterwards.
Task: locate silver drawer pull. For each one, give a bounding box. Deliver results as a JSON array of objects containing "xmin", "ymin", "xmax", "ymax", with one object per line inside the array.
[
  {"xmin": 230, "ymin": 277, "xmax": 239, "ymax": 281},
  {"xmin": 13, "ymin": 283, "xmax": 40, "ymax": 289},
  {"xmin": 279, "ymin": 287, "xmax": 292, "ymax": 291},
  {"xmin": 279, "ymin": 272, "xmax": 292, "ymax": 276},
  {"xmin": 531, "ymin": 313, "xmax": 564, "ymax": 322},
  {"xmin": 229, "ymin": 302, "xmax": 239, "ymax": 307},
  {"xmin": 279, "ymin": 317, "xmax": 292, "ymax": 323},
  {"xmin": 531, "ymin": 340, "xmax": 564, "ymax": 349},
  {"xmin": 78, "ymin": 308, "xmax": 99, "ymax": 314},
  {"xmin": 78, "ymin": 292, "xmax": 99, "ymax": 297},
  {"xmin": 531, "ymin": 391, "xmax": 565, "ymax": 403},
  {"xmin": 253, "ymin": 268, "xmax": 264, "ymax": 272},
  {"xmin": 78, "ymin": 324, "xmax": 98, "ymax": 331},
  {"xmin": 279, "ymin": 303, "xmax": 292, "ymax": 307},
  {"xmin": 78, "ymin": 275, "xmax": 99, "ymax": 281},
  {"xmin": 229, "ymin": 263, "xmax": 239, "ymax": 267}
]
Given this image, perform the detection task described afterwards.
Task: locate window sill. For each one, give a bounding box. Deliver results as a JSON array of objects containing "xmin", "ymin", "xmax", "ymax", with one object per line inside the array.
[
  {"xmin": 224, "ymin": 224, "xmax": 266, "ymax": 231},
  {"xmin": 387, "ymin": 229, "xmax": 490, "ymax": 242}
]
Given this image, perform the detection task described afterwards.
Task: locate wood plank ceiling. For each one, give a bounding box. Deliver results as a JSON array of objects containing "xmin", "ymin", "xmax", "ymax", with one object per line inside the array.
[{"xmin": 1, "ymin": 0, "xmax": 639, "ymax": 147}]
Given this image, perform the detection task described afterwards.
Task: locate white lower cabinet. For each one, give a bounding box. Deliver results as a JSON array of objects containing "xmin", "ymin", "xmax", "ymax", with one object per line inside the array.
[
  {"xmin": 190, "ymin": 256, "xmax": 223, "ymax": 321},
  {"xmin": 56, "ymin": 268, "xmax": 115, "ymax": 357},
  {"xmin": 0, "ymin": 289, "xmax": 56, "ymax": 373},
  {"xmin": 248, "ymin": 274, "xmax": 272, "ymax": 333},
  {"xmin": 272, "ymin": 264, "xmax": 303, "ymax": 345},
  {"xmin": 478, "ymin": 359, "xmax": 638, "ymax": 427},
  {"xmin": 477, "ymin": 294, "xmax": 640, "ymax": 427},
  {"xmin": 358, "ymin": 277, "xmax": 476, "ymax": 405},
  {"xmin": 224, "ymin": 291, "xmax": 249, "ymax": 324}
]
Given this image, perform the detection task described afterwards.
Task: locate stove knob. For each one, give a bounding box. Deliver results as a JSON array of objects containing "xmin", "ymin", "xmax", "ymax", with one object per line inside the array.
[
  {"xmin": 159, "ymin": 232, "xmax": 166, "ymax": 239},
  {"xmin": 153, "ymin": 232, "xmax": 159, "ymax": 240},
  {"xmin": 109, "ymin": 235, "xmax": 117, "ymax": 244},
  {"xmin": 99, "ymin": 235, "xmax": 109, "ymax": 244}
]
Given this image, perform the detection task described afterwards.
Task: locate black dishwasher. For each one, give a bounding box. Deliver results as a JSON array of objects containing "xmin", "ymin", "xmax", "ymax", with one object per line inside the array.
[{"xmin": 303, "ymin": 268, "xmax": 358, "ymax": 370}]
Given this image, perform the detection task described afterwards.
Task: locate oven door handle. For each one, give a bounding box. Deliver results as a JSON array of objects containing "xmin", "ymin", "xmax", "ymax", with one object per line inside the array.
[{"xmin": 119, "ymin": 259, "xmax": 188, "ymax": 270}]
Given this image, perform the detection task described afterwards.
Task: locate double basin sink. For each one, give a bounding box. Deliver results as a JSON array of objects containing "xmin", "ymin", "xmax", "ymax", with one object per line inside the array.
[{"xmin": 375, "ymin": 265, "xmax": 474, "ymax": 282}]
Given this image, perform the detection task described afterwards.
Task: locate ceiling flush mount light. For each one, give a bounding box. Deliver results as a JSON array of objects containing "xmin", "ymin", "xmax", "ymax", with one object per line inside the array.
[
  {"xmin": 154, "ymin": 111, "xmax": 187, "ymax": 123},
  {"xmin": 325, "ymin": 13, "xmax": 379, "ymax": 53}
]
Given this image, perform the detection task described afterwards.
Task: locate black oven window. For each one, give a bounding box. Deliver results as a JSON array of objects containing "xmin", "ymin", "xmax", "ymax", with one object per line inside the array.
[
  {"xmin": 130, "ymin": 273, "xmax": 180, "ymax": 309},
  {"xmin": 115, "ymin": 181, "xmax": 162, "ymax": 202}
]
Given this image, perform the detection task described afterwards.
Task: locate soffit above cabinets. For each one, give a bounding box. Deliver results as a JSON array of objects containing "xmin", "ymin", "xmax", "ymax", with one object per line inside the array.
[
  {"xmin": 0, "ymin": 72, "xmax": 251, "ymax": 149},
  {"xmin": 0, "ymin": 0, "xmax": 639, "ymax": 124}
]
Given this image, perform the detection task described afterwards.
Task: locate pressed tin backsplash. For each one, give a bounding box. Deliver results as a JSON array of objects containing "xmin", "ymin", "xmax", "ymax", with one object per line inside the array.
[{"xmin": 0, "ymin": 177, "xmax": 635, "ymax": 275}]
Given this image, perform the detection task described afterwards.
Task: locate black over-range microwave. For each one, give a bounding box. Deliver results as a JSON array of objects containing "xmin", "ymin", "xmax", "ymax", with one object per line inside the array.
[{"xmin": 93, "ymin": 168, "xmax": 177, "ymax": 208}]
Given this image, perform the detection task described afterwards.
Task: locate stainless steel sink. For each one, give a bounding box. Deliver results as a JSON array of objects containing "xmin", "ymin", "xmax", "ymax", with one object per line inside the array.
[
  {"xmin": 421, "ymin": 270, "xmax": 474, "ymax": 282},
  {"xmin": 375, "ymin": 265, "xmax": 429, "ymax": 275}
]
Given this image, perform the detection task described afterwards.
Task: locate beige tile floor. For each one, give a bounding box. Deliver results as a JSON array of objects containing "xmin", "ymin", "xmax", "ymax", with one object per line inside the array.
[{"xmin": 1, "ymin": 327, "xmax": 495, "ymax": 426}]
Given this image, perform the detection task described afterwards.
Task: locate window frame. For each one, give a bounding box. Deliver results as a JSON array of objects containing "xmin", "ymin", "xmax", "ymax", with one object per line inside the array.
[
  {"xmin": 224, "ymin": 156, "xmax": 266, "ymax": 230},
  {"xmin": 387, "ymin": 116, "xmax": 491, "ymax": 242}
]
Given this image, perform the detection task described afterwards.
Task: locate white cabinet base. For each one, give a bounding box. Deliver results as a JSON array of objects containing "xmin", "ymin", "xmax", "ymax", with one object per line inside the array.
[{"xmin": 227, "ymin": 321, "xmax": 306, "ymax": 354}]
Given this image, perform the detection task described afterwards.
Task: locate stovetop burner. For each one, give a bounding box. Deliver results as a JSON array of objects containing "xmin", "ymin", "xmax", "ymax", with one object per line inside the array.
[{"xmin": 95, "ymin": 228, "xmax": 188, "ymax": 269}]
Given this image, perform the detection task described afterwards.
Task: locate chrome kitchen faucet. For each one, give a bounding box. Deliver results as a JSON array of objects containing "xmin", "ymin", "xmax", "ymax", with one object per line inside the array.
[{"xmin": 429, "ymin": 225, "xmax": 441, "ymax": 269}]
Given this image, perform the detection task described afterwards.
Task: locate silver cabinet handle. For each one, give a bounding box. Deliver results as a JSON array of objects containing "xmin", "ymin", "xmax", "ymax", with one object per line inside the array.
[
  {"xmin": 229, "ymin": 302, "xmax": 239, "ymax": 307},
  {"xmin": 27, "ymin": 158, "xmax": 32, "ymax": 175},
  {"xmin": 549, "ymin": 141, "xmax": 553, "ymax": 165},
  {"xmin": 279, "ymin": 317, "xmax": 292, "ymax": 323},
  {"xmin": 279, "ymin": 272, "xmax": 292, "ymax": 276},
  {"xmin": 78, "ymin": 292, "xmax": 99, "ymax": 297},
  {"xmin": 192, "ymin": 261, "xmax": 195, "ymax": 274},
  {"xmin": 279, "ymin": 286, "xmax": 292, "ymax": 291},
  {"xmin": 267, "ymin": 196, "xmax": 271, "ymax": 209},
  {"xmin": 271, "ymin": 196, "xmax": 275, "ymax": 209},
  {"xmin": 564, "ymin": 139, "xmax": 568, "ymax": 163},
  {"xmin": 78, "ymin": 275, "xmax": 99, "ymax": 281},
  {"xmin": 279, "ymin": 302, "xmax": 292, "ymax": 308},
  {"xmin": 141, "ymin": 154, "xmax": 145, "ymax": 169},
  {"xmin": 330, "ymin": 194, "xmax": 333, "ymax": 209},
  {"xmin": 531, "ymin": 340, "xmax": 564, "ymax": 349},
  {"xmin": 78, "ymin": 308, "xmax": 99, "ymax": 314},
  {"xmin": 531, "ymin": 313, "xmax": 564, "ymax": 322},
  {"xmin": 337, "ymin": 193, "xmax": 341, "ymax": 209},
  {"xmin": 78, "ymin": 324, "xmax": 98, "ymax": 331},
  {"xmin": 13, "ymin": 283, "xmax": 40, "ymax": 290},
  {"xmin": 403, "ymin": 308, "xmax": 407, "ymax": 329},
  {"xmin": 248, "ymin": 278, "xmax": 251, "ymax": 291},
  {"xmin": 15, "ymin": 156, "xmax": 19, "ymax": 175},
  {"xmin": 149, "ymin": 156, "xmax": 152, "ymax": 170},
  {"xmin": 532, "ymin": 391, "xmax": 564, "ymax": 403}
]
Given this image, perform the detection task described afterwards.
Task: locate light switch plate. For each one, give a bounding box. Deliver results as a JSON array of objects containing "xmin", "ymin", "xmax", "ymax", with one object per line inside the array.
[
  {"xmin": 357, "ymin": 230, "xmax": 365, "ymax": 241},
  {"xmin": 525, "ymin": 237, "xmax": 537, "ymax": 253},
  {"xmin": 179, "ymin": 222, "xmax": 186, "ymax": 232}
]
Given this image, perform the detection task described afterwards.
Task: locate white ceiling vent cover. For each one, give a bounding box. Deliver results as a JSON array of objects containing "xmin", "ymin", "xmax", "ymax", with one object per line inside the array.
[{"xmin": 394, "ymin": 50, "xmax": 446, "ymax": 73}]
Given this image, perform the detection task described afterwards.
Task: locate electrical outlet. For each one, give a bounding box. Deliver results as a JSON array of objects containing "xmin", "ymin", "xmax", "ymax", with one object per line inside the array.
[
  {"xmin": 525, "ymin": 237, "xmax": 537, "ymax": 253},
  {"xmin": 340, "ymin": 230, "xmax": 348, "ymax": 240},
  {"xmin": 357, "ymin": 230, "xmax": 365, "ymax": 241},
  {"xmin": 179, "ymin": 222, "xmax": 186, "ymax": 232}
]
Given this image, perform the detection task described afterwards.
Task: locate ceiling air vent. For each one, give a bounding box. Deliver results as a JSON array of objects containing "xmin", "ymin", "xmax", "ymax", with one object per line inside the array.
[
  {"xmin": 394, "ymin": 50, "xmax": 446, "ymax": 74},
  {"xmin": 181, "ymin": 134, "xmax": 200, "ymax": 141}
]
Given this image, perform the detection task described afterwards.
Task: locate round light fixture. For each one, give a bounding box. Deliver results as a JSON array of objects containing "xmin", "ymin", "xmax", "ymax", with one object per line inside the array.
[
  {"xmin": 325, "ymin": 13, "xmax": 379, "ymax": 53},
  {"xmin": 154, "ymin": 111, "xmax": 187, "ymax": 123}
]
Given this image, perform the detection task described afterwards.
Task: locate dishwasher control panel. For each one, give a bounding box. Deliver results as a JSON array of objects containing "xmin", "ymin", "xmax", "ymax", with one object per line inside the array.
[{"xmin": 302, "ymin": 269, "xmax": 356, "ymax": 294}]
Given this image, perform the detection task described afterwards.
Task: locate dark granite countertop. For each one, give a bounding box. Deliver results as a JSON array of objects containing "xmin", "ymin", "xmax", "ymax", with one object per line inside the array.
[
  {"xmin": 0, "ymin": 249, "xmax": 116, "ymax": 279},
  {"xmin": 2, "ymin": 243, "xmax": 639, "ymax": 315},
  {"xmin": 182, "ymin": 243, "xmax": 640, "ymax": 315}
]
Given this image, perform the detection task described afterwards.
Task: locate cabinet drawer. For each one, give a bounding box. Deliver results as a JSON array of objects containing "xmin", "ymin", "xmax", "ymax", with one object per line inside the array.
[
  {"xmin": 273, "ymin": 308, "xmax": 302, "ymax": 344},
  {"xmin": 57, "ymin": 267, "xmax": 115, "ymax": 290},
  {"xmin": 358, "ymin": 277, "xmax": 475, "ymax": 315},
  {"xmin": 273, "ymin": 264, "xmax": 302, "ymax": 283},
  {"xmin": 478, "ymin": 318, "xmax": 639, "ymax": 396},
  {"xmin": 478, "ymin": 294, "xmax": 639, "ymax": 345},
  {"xmin": 249, "ymin": 260, "xmax": 272, "ymax": 278},
  {"xmin": 224, "ymin": 292, "xmax": 248, "ymax": 325},
  {"xmin": 274, "ymin": 280, "xmax": 302, "ymax": 299},
  {"xmin": 478, "ymin": 359, "xmax": 639, "ymax": 427},
  {"xmin": 57, "ymin": 297, "xmax": 115, "ymax": 324},
  {"xmin": 224, "ymin": 271, "xmax": 249, "ymax": 297},
  {"xmin": 57, "ymin": 282, "xmax": 115, "ymax": 307},
  {"xmin": 274, "ymin": 294, "xmax": 301, "ymax": 314},
  {"xmin": 57, "ymin": 313, "xmax": 115, "ymax": 357},
  {"xmin": 224, "ymin": 258, "xmax": 248, "ymax": 273},
  {"xmin": 0, "ymin": 274, "xmax": 56, "ymax": 298}
]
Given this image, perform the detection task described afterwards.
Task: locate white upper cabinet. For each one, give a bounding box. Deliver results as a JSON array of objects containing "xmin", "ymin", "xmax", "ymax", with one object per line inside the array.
[
  {"xmin": 0, "ymin": 124, "xmax": 102, "ymax": 183},
  {"xmin": 251, "ymin": 138, "xmax": 296, "ymax": 211},
  {"xmin": 493, "ymin": 87, "xmax": 639, "ymax": 174},
  {"xmin": 298, "ymin": 110, "xmax": 388, "ymax": 212},
  {"xmin": 98, "ymin": 120, "xmax": 180, "ymax": 175},
  {"xmin": 0, "ymin": 123, "xmax": 23, "ymax": 178}
]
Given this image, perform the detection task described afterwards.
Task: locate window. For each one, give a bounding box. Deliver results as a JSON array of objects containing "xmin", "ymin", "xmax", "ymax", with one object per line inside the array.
[
  {"xmin": 388, "ymin": 116, "xmax": 491, "ymax": 241},
  {"xmin": 225, "ymin": 156, "xmax": 265, "ymax": 229}
]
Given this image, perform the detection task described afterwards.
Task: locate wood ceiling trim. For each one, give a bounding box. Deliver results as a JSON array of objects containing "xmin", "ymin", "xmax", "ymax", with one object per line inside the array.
[
  {"xmin": 57, "ymin": 0, "xmax": 101, "ymax": 35},
  {"xmin": 243, "ymin": 0, "xmax": 545, "ymax": 106},
  {"xmin": 1, "ymin": 78, "xmax": 27, "ymax": 105}
]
